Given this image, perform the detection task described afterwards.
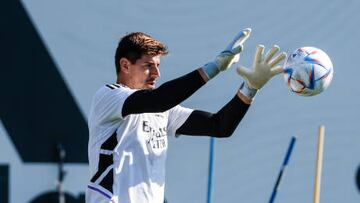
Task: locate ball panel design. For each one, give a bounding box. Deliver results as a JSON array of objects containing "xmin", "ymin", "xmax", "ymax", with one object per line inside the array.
[{"xmin": 283, "ymin": 47, "xmax": 333, "ymax": 96}]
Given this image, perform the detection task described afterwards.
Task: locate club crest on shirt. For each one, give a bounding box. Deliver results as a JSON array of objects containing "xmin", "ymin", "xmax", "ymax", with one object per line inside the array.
[{"xmin": 154, "ymin": 114, "xmax": 164, "ymax": 118}]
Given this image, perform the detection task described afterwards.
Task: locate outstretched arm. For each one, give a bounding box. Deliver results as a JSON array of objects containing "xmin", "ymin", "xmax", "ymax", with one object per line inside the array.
[
  {"xmin": 176, "ymin": 44, "xmax": 287, "ymax": 137},
  {"xmin": 123, "ymin": 69, "xmax": 205, "ymax": 116},
  {"xmin": 122, "ymin": 29, "xmax": 251, "ymax": 117},
  {"xmin": 176, "ymin": 83, "xmax": 254, "ymax": 137}
]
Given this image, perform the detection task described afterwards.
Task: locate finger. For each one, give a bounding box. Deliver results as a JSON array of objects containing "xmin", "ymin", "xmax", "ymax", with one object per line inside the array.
[
  {"xmin": 236, "ymin": 28, "xmax": 252, "ymax": 46},
  {"xmin": 269, "ymin": 52, "xmax": 287, "ymax": 67},
  {"xmin": 228, "ymin": 28, "xmax": 251, "ymax": 54},
  {"xmin": 236, "ymin": 66, "xmax": 251, "ymax": 78},
  {"xmin": 230, "ymin": 44, "xmax": 243, "ymax": 55},
  {"xmin": 253, "ymin": 44, "xmax": 265, "ymax": 65},
  {"xmin": 270, "ymin": 65, "xmax": 284, "ymax": 76},
  {"xmin": 232, "ymin": 54, "xmax": 240, "ymax": 64},
  {"xmin": 264, "ymin": 45, "xmax": 280, "ymax": 63}
]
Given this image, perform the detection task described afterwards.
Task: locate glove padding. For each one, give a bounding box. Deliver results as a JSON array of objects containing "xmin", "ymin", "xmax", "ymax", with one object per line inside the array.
[
  {"xmin": 203, "ymin": 28, "xmax": 251, "ymax": 79},
  {"xmin": 236, "ymin": 44, "xmax": 287, "ymax": 90},
  {"xmin": 216, "ymin": 28, "xmax": 252, "ymax": 71}
]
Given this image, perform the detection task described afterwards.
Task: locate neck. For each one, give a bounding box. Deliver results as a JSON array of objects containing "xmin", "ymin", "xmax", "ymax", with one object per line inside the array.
[{"xmin": 116, "ymin": 76, "xmax": 134, "ymax": 89}]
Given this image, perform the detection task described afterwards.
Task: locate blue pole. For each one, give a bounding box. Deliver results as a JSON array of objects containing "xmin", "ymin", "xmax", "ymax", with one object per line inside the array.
[
  {"xmin": 268, "ymin": 136, "xmax": 297, "ymax": 203},
  {"xmin": 207, "ymin": 137, "xmax": 215, "ymax": 203}
]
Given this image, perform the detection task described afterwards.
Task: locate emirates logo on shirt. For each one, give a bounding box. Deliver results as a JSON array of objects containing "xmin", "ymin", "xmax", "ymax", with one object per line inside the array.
[{"xmin": 142, "ymin": 121, "xmax": 167, "ymax": 152}]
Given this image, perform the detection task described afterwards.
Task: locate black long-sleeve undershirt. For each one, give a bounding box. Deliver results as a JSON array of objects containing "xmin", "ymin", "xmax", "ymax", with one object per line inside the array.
[
  {"xmin": 122, "ymin": 70, "xmax": 206, "ymax": 117},
  {"xmin": 176, "ymin": 95, "xmax": 250, "ymax": 137}
]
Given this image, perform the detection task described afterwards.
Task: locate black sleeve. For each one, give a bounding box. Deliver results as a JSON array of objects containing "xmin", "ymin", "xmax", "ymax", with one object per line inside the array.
[
  {"xmin": 122, "ymin": 70, "xmax": 206, "ymax": 117},
  {"xmin": 176, "ymin": 95, "xmax": 250, "ymax": 138}
]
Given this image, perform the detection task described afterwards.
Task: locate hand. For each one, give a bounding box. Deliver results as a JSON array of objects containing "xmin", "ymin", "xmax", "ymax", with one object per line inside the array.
[
  {"xmin": 236, "ymin": 44, "xmax": 286, "ymax": 90},
  {"xmin": 216, "ymin": 28, "xmax": 252, "ymax": 71},
  {"xmin": 202, "ymin": 28, "xmax": 251, "ymax": 79}
]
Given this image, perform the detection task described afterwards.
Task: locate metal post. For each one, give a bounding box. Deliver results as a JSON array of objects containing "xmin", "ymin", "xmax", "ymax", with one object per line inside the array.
[
  {"xmin": 57, "ymin": 143, "xmax": 66, "ymax": 203},
  {"xmin": 268, "ymin": 136, "xmax": 297, "ymax": 203},
  {"xmin": 207, "ymin": 137, "xmax": 215, "ymax": 203}
]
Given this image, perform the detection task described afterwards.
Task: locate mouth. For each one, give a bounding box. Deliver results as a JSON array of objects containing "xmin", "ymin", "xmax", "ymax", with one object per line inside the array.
[{"xmin": 146, "ymin": 79, "xmax": 156, "ymax": 87}]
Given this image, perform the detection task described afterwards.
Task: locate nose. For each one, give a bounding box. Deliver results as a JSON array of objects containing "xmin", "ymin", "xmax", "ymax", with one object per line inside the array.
[{"xmin": 151, "ymin": 66, "xmax": 160, "ymax": 78}]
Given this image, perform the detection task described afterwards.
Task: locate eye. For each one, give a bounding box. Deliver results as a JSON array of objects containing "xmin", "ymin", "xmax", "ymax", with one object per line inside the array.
[
  {"xmin": 143, "ymin": 64, "xmax": 153, "ymax": 69},
  {"xmin": 292, "ymin": 53, "xmax": 297, "ymax": 58}
]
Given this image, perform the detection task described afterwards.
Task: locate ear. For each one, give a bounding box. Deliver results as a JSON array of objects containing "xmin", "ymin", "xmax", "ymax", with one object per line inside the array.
[{"xmin": 119, "ymin": 58, "xmax": 131, "ymax": 74}]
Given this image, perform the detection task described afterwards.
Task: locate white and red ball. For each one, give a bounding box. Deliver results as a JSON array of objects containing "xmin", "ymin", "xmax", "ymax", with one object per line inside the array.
[{"xmin": 283, "ymin": 47, "xmax": 333, "ymax": 96}]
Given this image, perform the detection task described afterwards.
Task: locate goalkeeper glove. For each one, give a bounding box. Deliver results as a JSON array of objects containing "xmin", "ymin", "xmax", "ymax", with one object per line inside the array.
[
  {"xmin": 202, "ymin": 28, "xmax": 251, "ymax": 80},
  {"xmin": 236, "ymin": 44, "xmax": 286, "ymax": 90}
]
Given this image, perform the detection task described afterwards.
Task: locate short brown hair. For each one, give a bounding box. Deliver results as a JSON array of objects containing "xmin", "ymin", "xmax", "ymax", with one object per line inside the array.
[{"xmin": 114, "ymin": 32, "xmax": 168, "ymax": 74}]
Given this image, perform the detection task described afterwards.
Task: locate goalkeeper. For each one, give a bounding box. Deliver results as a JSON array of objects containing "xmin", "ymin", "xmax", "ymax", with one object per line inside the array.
[{"xmin": 86, "ymin": 28, "xmax": 286, "ymax": 203}]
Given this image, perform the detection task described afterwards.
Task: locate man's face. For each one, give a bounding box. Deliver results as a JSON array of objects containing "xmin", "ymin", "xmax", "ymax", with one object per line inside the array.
[{"xmin": 121, "ymin": 54, "xmax": 161, "ymax": 89}]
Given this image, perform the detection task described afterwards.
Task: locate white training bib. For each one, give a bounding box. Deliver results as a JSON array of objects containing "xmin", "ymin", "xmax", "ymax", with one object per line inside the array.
[{"xmin": 86, "ymin": 84, "xmax": 193, "ymax": 203}]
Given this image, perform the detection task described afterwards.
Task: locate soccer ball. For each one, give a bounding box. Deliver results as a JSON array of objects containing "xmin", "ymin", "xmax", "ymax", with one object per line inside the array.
[{"xmin": 283, "ymin": 47, "xmax": 333, "ymax": 96}]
